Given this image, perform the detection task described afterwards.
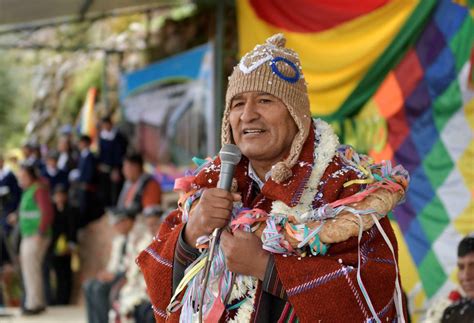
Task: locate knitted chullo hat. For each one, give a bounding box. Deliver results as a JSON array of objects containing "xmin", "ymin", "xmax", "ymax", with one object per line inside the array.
[{"xmin": 222, "ymin": 33, "xmax": 311, "ymax": 183}]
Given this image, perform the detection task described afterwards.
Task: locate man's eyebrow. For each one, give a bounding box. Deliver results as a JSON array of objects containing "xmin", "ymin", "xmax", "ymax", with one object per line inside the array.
[{"xmin": 232, "ymin": 94, "xmax": 244, "ymax": 101}]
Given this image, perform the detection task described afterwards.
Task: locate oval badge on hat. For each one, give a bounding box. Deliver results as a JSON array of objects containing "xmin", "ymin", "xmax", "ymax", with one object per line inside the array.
[{"xmin": 270, "ymin": 57, "xmax": 300, "ymax": 83}]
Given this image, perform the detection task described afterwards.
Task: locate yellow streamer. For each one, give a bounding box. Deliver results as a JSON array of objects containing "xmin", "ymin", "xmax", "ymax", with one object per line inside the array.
[{"xmin": 168, "ymin": 257, "xmax": 207, "ymax": 312}]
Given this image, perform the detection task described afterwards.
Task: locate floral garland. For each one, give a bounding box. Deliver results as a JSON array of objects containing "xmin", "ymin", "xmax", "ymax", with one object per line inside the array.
[{"xmin": 271, "ymin": 119, "xmax": 339, "ymax": 218}]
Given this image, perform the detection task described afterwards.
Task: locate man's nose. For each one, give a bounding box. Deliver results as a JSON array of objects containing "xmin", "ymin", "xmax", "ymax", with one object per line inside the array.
[
  {"xmin": 459, "ymin": 268, "xmax": 471, "ymax": 281},
  {"xmin": 240, "ymin": 101, "xmax": 259, "ymax": 122}
]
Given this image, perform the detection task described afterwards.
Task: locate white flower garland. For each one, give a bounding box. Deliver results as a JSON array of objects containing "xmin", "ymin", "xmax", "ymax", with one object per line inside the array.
[{"xmin": 272, "ymin": 118, "xmax": 339, "ymax": 218}]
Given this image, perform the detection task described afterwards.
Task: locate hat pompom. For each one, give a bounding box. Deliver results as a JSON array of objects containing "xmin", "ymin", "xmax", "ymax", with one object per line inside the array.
[
  {"xmin": 266, "ymin": 33, "xmax": 286, "ymax": 48},
  {"xmin": 271, "ymin": 162, "xmax": 292, "ymax": 184}
]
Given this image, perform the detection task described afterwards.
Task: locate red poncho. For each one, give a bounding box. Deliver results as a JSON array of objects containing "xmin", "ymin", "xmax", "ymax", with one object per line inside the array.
[{"xmin": 137, "ymin": 125, "xmax": 406, "ymax": 322}]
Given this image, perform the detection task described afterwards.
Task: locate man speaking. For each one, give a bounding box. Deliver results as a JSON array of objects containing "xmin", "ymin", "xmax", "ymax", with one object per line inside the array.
[{"xmin": 138, "ymin": 34, "xmax": 409, "ymax": 322}]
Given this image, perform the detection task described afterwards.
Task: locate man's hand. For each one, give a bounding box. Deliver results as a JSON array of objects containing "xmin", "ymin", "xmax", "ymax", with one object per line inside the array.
[
  {"xmin": 7, "ymin": 212, "xmax": 17, "ymax": 225},
  {"xmin": 184, "ymin": 188, "xmax": 240, "ymax": 246},
  {"xmin": 220, "ymin": 229, "xmax": 270, "ymax": 281}
]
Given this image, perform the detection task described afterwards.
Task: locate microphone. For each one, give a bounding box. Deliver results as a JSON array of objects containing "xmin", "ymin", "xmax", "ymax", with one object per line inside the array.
[
  {"xmin": 217, "ymin": 144, "xmax": 242, "ymax": 191},
  {"xmin": 199, "ymin": 144, "xmax": 241, "ymax": 322}
]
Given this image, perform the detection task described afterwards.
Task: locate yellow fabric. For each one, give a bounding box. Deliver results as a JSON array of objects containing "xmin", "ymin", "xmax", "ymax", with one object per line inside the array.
[
  {"xmin": 237, "ymin": 0, "xmax": 419, "ymax": 115},
  {"xmin": 391, "ymin": 220, "xmax": 426, "ymax": 322}
]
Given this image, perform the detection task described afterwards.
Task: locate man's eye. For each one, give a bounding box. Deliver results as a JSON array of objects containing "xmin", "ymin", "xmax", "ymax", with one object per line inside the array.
[
  {"xmin": 259, "ymin": 99, "xmax": 271, "ymax": 104},
  {"xmin": 232, "ymin": 102, "xmax": 244, "ymax": 109}
]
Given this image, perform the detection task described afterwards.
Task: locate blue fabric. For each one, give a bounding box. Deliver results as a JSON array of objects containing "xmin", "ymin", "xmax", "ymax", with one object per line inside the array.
[
  {"xmin": 415, "ymin": 21, "xmax": 446, "ymax": 69},
  {"xmin": 411, "ymin": 110, "xmax": 439, "ymax": 159},
  {"xmin": 394, "ymin": 202, "xmax": 417, "ymax": 233},
  {"xmin": 121, "ymin": 43, "xmax": 210, "ymax": 98},
  {"xmin": 425, "ymin": 47, "xmax": 457, "ymax": 98},
  {"xmin": 41, "ymin": 169, "xmax": 69, "ymax": 192},
  {"xmin": 434, "ymin": 0, "xmax": 468, "ymax": 41},
  {"xmin": 0, "ymin": 170, "xmax": 22, "ymax": 230},
  {"xmin": 395, "ymin": 136, "xmax": 421, "ymax": 174},
  {"xmin": 99, "ymin": 133, "xmax": 127, "ymax": 168},
  {"xmin": 405, "ymin": 81, "xmax": 432, "ymax": 125},
  {"xmin": 405, "ymin": 218, "xmax": 431, "ymax": 266},
  {"xmin": 406, "ymin": 166, "xmax": 435, "ymax": 214},
  {"xmin": 78, "ymin": 152, "xmax": 97, "ymax": 184}
]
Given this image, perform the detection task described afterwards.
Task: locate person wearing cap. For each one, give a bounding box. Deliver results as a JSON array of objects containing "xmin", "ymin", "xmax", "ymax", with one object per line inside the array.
[{"xmin": 138, "ymin": 34, "xmax": 408, "ymax": 322}]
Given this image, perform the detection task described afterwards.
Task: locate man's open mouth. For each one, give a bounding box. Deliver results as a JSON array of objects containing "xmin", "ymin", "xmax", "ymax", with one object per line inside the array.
[{"xmin": 243, "ymin": 129, "xmax": 265, "ymax": 134}]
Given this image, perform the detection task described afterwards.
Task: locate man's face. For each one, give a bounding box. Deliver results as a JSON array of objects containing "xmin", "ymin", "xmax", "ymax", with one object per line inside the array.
[
  {"xmin": 113, "ymin": 218, "xmax": 134, "ymax": 235},
  {"xmin": 122, "ymin": 161, "xmax": 141, "ymax": 182},
  {"xmin": 229, "ymin": 92, "xmax": 298, "ymax": 167},
  {"xmin": 78, "ymin": 140, "xmax": 88, "ymax": 151},
  {"xmin": 58, "ymin": 136, "xmax": 69, "ymax": 152},
  {"xmin": 145, "ymin": 216, "xmax": 161, "ymax": 236},
  {"xmin": 46, "ymin": 158, "xmax": 58, "ymax": 169},
  {"xmin": 53, "ymin": 191, "xmax": 68, "ymax": 206},
  {"xmin": 18, "ymin": 168, "xmax": 33, "ymax": 189},
  {"xmin": 458, "ymin": 252, "xmax": 474, "ymax": 299},
  {"xmin": 101, "ymin": 121, "xmax": 112, "ymax": 132}
]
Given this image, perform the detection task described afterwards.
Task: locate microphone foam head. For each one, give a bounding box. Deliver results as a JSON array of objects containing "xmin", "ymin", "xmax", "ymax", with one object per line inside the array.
[{"xmin": 219, "ymin": 144, "xmax": 242, "ymax": 166}]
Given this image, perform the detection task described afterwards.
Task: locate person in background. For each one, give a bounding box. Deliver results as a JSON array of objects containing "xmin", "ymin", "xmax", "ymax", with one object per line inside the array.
[
  {"xmin": 115, "ymin": 153, "xmax": 161, "ymax": 219},
  {"xmin": 84, "ymin": 152, "xmax": 161, "ymax": 323},
  {"xmin": 41, "ymin": 150, "xmax": 69, "ymax": 305},
  {"xmin": 131, "ymin": 206, "xmax": 164, "ymax": 323},
  {"xmin": 0, "ymin": 155, "xmax": 21, "ymax": 237},
  {"xmin": 426, "ymin": 235, "xmax": 474, "ymax": 322},
  {"xmin": 143, "ymin": 205, "xmax": 163, "ymax": 238},
  {"xmin": 108, "ymin": 212, "xmax": 155, "ymax": 323},
  {"xmin": 76, "ymin": 135, "xmax": 102, "ymax": 227},
  {"xmin": 41, "ymin": 151, "xmax": 69, "ymax": 193},
  {"xmin": 441, "ymin": 235, "xmax": 474, "ymax": 322},
  {"xmin": 47, "ymin": 184, "xmax": 78, "ymax": 305},
  {"xmin": 57, "ymin": 134, "xmax": 79, "ymax": 174},
  {"xmin": 22, "ymin": 142, "xmax": 43, "ymax": 170},
  {"xmin": 0, "ymin": 155, "xmax": 22, "ymax": 307},
  {"xmin": 16, "ymin": 164, "xmax": 53, "ymax": 315},
  {"xmin": 98, "ymin": 117, "xmax": 127, "ymax": 207},
  {"xmin": 83, "ymin": 211, "xmax": 135, "ymax": 323}
]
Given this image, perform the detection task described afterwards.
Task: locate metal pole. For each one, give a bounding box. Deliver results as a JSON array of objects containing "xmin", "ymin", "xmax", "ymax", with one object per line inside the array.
[{"xmin": 214, "ymin": 0, "xmax": 225, "ymax": 154}]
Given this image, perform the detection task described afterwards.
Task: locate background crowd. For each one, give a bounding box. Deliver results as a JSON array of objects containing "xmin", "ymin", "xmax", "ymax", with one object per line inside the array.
[{"xmin": 0, "ymin": 116, "xmax": 166, "ymax": 322}]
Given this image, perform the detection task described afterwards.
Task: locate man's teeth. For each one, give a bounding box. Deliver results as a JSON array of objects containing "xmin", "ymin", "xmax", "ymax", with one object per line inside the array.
[{"xmin": 244, "ymin": 129, "xmax": 264, "ymax": 134}]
